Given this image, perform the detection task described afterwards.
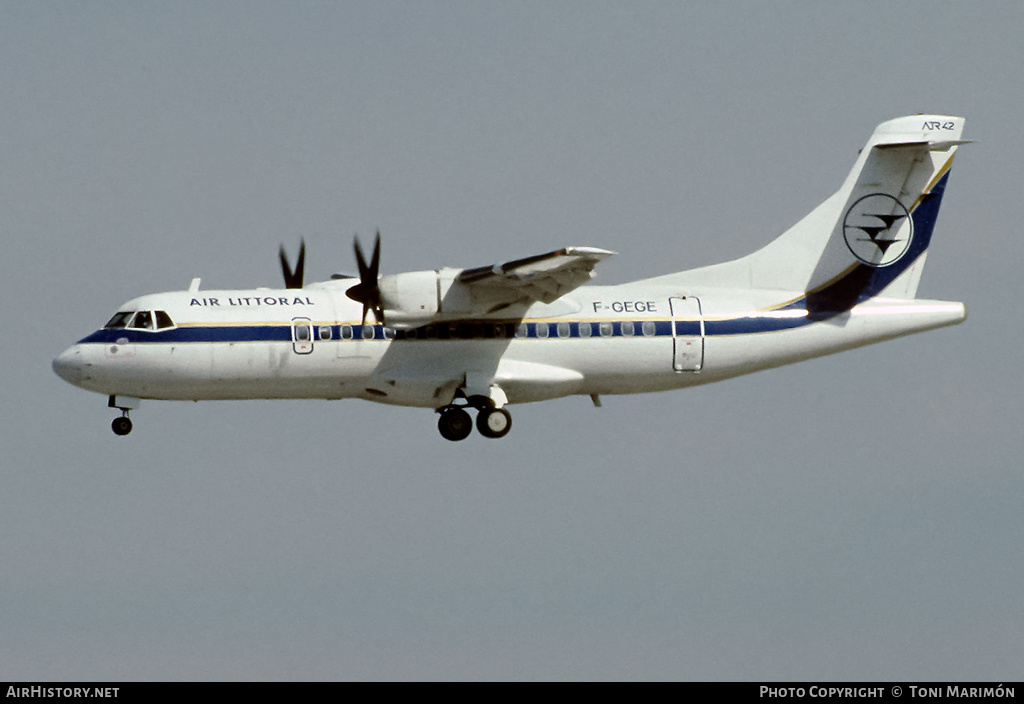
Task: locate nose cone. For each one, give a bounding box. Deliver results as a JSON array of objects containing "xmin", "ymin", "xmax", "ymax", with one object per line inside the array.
[{"xmin": 52, "ymin": 346, "xmax": 85, "ymax": 386}]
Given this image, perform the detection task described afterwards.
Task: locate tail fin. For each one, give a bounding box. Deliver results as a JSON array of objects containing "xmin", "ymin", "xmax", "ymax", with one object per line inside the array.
[{"xmin": 651, "ymin": 115, "xmax": 967, "ymax": 305}]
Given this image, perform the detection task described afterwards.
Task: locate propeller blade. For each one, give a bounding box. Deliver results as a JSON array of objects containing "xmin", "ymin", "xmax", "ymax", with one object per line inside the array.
[
  {"xmin": 279, "ymin": 239, "xmax": 306, "ymax": 289},
  {"xmin": 369, "ymin": 230, "xmax": 380, "ymax": 282},
  {"xmin": 346, "ymin": 231, "xmax": 384, "ymax": 325}
]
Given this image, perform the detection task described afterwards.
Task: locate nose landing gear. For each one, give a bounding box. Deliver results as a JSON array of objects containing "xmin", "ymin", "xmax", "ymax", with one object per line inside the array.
[{"xmin": 108, "ymin": 395, "xmax": 140, "ymax": 436}]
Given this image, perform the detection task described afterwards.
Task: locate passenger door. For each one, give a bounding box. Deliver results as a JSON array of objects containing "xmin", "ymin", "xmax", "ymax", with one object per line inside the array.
[{"xmin": 669, "ymin": 296, "xmax": 704, "ymax": 372}]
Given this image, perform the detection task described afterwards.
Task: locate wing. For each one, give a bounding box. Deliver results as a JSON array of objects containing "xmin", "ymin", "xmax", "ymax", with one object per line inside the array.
[
  {"xmin": 455, "ymin": 246, "xmax": 616, "ymax": 304},
  {"xmin": 364, "ymin": 245, "xmax": 617, "ymax": 327}
]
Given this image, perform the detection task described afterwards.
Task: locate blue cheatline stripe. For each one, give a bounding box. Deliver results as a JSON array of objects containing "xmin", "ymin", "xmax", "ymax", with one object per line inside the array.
[
  {"xmin": 79, "ymin": 324, "xmax": 387, "ymax": 345},
  {"xmin": 79, "ymin": 317, "xmax": 787, "ymax": 345},
  {"xmin": 79, "ymin": 325, "xmax": 293, "ymax": 345}
]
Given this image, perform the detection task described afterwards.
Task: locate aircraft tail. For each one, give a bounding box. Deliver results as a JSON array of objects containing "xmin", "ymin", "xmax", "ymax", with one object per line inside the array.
[{"xmin": 647, "ymin": 115, "xmax": 967, "ymax": 307}]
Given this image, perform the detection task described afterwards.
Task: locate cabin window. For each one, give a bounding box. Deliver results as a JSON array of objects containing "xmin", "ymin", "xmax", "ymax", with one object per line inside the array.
[
  {"xmin": 104, "ymin": 311, "xmax": 134, "ymax": 329},
  {"xmin": 535, "ymin": 323, "xmax": 549, "ymax": 339},
  {"xmin": 361, "ymin": 325, "xmax": 375, "ymax": 339},
  {"xmin": 557, "ymin": 322, "xmax": 571, "ymax": 338},
  {"xmin": 383, "ymin": 327, "xmax": 396, "ymax": 340},
  {"xmin": 599, "ymin": 322, "xmax": 613, "ymax": 337},
  {"xmin": 155, "ymin": 311, "xmax": 175, "ymax": 329},
  {"xmin": 516, "ymin": 323, "xmax": 528, "ymax": 338},
  {"xmin": 578, "ymin": 322, "xmax": 592, "ymax": 338},
  {"xmin": 620, "ymin": 321, "xmax": 635, "ymax": 336},
  {"xmin": 642, "ymin": 321, "xmax": 656, "ymax": 337},
  {"xmin": 129, "ymin": 311, "xmax": 154, "ymax": 330},
  {"xmin": 295, "ymin": 324, "xmax": 311, "ymax": 342},
  {"xmin": 318, "ymin": 325, "xmax": 332, "ymax": 340}
]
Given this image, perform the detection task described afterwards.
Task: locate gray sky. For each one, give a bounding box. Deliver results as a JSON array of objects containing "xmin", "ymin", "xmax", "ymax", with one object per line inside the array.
[{"xmin": 3, "ymin": 1, "xmax": 1022, "ymax": 681}]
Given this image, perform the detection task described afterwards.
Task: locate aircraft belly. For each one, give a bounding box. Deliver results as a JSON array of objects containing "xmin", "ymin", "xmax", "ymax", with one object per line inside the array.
[
  {"xmin": 531, "ymin": 338, "xmax": 673, "ymax": 397},
  {"xmin": 503, "ymin": 338, "xmax": 677, "ymax": 400},
  {"xmin": 370, "ymin": 340, "xmax": 514, "ymax": 407},
  {"xmin": 370, "ymin": 339, "xmax": 600, "ymax": 406}
]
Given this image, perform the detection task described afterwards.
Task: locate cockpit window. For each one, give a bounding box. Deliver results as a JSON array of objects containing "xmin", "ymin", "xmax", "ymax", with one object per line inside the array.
[
  {"xmin": 154, "ymin": 311, "xmax": 175, "ymax": 329},
  {"xmin": 104, "ymin": 311, "xmax": 135, "ymax": 329},
  {"xmin": 104, "ymin": 310, "xmax": 173, "ymax": 331},
  {"xmin": 129, "ymin": 311, "xmax": 154, "ymax": 330}
]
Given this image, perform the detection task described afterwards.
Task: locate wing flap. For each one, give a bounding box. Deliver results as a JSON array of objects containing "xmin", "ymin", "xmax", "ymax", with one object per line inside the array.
[{"xmin": 456, "ymin": 246, "xmax": 615, "ymax": 304}]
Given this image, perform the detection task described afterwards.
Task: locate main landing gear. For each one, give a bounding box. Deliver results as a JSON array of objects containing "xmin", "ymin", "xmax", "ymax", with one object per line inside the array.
[{"xmin": 437, "ymin": 402, "xmax": 512, "ymax": 441}]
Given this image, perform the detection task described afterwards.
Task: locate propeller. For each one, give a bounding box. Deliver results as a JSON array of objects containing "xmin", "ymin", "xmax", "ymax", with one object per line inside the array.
[
  {"xmin": 279, "ymin": 239, "xmax": 306, "ymax": 289},
  {"xmin": 345, "ymin": 231, "xmax": 384, "ymax": 325}
]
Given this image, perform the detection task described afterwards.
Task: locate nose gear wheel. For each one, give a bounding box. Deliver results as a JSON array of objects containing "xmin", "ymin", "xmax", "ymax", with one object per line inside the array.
[{"xmin": 111, "ymin": 413, "xmax": 133, "ymax": 436}]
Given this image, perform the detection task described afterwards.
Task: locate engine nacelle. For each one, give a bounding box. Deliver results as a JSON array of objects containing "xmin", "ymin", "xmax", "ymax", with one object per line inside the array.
[
  {"xmin": 376, "ymin": 268, "xmax": 527, "ymax": 327},
  {"xmin": 377, "ymin": 270, "xmax": 440, "ymax": 326}
]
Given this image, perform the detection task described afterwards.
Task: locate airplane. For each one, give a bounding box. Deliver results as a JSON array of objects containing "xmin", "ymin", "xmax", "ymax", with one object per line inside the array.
[{"xmin": 53, "ymin": 114, "xmax": 969, "ymax": 441}]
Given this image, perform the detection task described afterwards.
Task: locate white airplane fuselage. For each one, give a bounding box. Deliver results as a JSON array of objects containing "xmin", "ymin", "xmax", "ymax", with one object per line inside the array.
[
  {"xmin": 52, "ymin": 114, "xmax": 970, "ymax": 439},
  {"xmin": 53, "ymin": 281, "xmax": 965, "ymax": 407}
]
